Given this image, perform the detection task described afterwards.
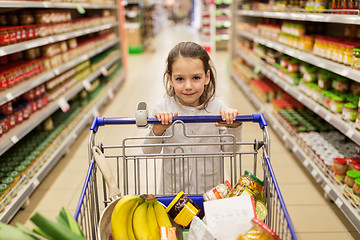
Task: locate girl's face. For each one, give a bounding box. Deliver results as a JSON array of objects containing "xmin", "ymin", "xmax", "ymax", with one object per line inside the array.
[{"xmin": 169, "ymin": 57, "xmax": 210, "ymax": 107}]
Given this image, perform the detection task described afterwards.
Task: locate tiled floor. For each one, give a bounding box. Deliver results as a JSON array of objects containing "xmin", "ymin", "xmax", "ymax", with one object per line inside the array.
[{"xmin": 10, "ymin": 24, "xmax": 360, "ymax": 240}]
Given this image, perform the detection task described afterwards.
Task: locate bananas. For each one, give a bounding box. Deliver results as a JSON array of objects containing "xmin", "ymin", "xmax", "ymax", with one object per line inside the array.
[
  {"xmin": 111, "ymin": 194, "xmax": 173, "ymax": 240},
  {"xmin": 111, "ymin": 195, "xmax": 143, "ymax": 240},
  {"xmin": 133, "ymin": 201, "xmax": 151, "ymax": 240},
  {"xmin": 147, "ymin": 201, "xmax": 160, "ymax": 240},
  {"xmin": 153, "ymin": 200, "xmax": 172, "ymax": 228}
]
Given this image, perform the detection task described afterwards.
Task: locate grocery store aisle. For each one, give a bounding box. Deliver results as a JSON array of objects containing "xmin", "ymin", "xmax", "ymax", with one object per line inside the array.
[{"xmin": 11, "ymin": 24, "xmax": 359, "ymax": 240}]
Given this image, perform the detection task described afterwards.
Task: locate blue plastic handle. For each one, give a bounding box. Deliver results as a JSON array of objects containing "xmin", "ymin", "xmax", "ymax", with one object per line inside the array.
[{"xmin": 90, "ymin": 113, "xmax": 267, "ymax": 133}]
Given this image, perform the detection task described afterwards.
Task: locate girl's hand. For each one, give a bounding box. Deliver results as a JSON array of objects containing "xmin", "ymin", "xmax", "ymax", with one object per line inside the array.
[
  {"xmin": 152, "ymin": 112, "xmax": 179, "ymax": 136},
  {"xmin": 216, "ymin": 109, "xmax": 242, "ymax": 128}
]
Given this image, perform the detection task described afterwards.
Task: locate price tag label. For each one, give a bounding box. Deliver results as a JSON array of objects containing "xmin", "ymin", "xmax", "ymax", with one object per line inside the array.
[
  {"xmin": 76, "ymin": 4, "xmax": 86, "ymax": 14},
  {"xmin": 0, "ymin": 48, "xmax": 6, "ymax": 56},
  {"xmin": 10, "ymin": 135, "xmax": 19, "ymax": 144},
  {"xmin": 82, "ymin": 80, "xmax": 92, "ymax": 92},
  {"xmin": 72, "ymin": 133, "xmax": 78, "ymax": 139},
  {"xmin": 292, "ymin": 146, "xmax": 298, "ymax": 154},
  {"xmin": 108, "ymin": 90, "xmax": 114, "ymax": 100},
  {"xmin": 58, "ymin": 97, "xmax": 70, "ymax": 113},
  {"xmin": 253, "ymin": 65, "xmax": 261, "ymax": 75},
  {"xmin": 314, "ymin": 105, "xmax": 320, "ymax": 114},
  {"xmin": 54, "ymin": 68, "xmax": 60, "ymax": 76},
  {"xmin": 335, "ymin": 198, "xmax": 343, "ymax": 208},
  {"xmin": 32, "ymin": 178, "xmax": 40, "ymax": 188},
  {"xmin": 346, "ymin": 129, "xmax": 355, "ymax": 138},
  {"xmin": 324, "ymin": 184, "xmax": 331, "ymax": 194},
  {"xmin": 311, "ymin": 169, "xmax": 317, "ymax": 178},
  {"xmin": 284, "ymin": 84, "xmax": 290, "ymax": 92},
  {"xmin": 101, "ymin": 67, "xmax": 109, "ymax": 77},
  {"xmin": 6, "ymin": 92, "xmax": 14, "ymax": 101},
  {"xmin": 303, "ymin": 160, "xmax": 310, "ymax": 167}
]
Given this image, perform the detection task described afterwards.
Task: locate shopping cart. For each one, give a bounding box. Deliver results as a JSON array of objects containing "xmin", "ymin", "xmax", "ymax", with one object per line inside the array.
[{"xmin": 74, "ymin": 111, "xmax": 297, "ymax": 240}]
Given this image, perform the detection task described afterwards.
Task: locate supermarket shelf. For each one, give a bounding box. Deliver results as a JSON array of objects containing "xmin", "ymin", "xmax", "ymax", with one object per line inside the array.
[
  {"xmin": 216, "ymin": 20, "xmax": 231, "ymax": 28},
  {"xmin": 0, "ymin": 22, "xmax": 118, "ymax": 57},
  {"xmin": 230, "ymin": 68, "xmax": 264, "ymax": 111},
  {"xmin": 0, "ymin": 68, "xmax": 126, "ymax": 223},
  {"xmin": 231, "ymin": 68, "xmax": 360, "ymax": 233},
  {"xmin": 0, "ymin": 53, "xmax": 122, "ymax": 156},
  {"xmin": 216, "ymin": 34, "xmax": 230, "ymax": 41},
  {"xmin": 237, "ymin": 10, "xmax": 360, "ymax": 25},
  {"xmin": 237, "ymin": 30, "xmax": 360, "ymax": 83},
  {"xmin": 0, "ymin": 38, "xmax": 119, "ymax": 106},
  {"xmin": 235, "ymin": 48, "xmax": 360, "ymax": 146},
  {"xmin": 0, "ymin": 1, "xmax": 117, "ymax": 9}
]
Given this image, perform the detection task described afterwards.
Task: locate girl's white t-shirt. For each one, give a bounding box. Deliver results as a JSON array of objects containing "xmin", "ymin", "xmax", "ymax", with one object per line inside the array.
[{"xmin": 142, "ymin": 96, "xmax": 242, "ymax": 194}]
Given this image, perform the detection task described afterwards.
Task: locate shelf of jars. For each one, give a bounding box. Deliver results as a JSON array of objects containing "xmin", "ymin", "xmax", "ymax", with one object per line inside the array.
[
  {"xmin": 230, "ymin": 66, "xmax": 360, "ymax": 233},
  {"xmin": 236, "ymin": 30, "xmax": 360, "ymax": 83},
  {"xmin": 0, "ymin": 35, "xmax": 120, "ymax": 106},
  {"xmin": 0, "ymin": 65, "xmax": 126, "ymax": 223},
  {"xmin": 0, "ymin": 43, "xmax": 121, "ymax": 156},
  {"xmin": 234, "ymin": 46, "xmax": 360, "ymax": 146},
  {"xmin": 0, "ymin": 0, "xmax": 117, "ymax": 9},
  {"xmin": 237, "ymin": 10, "xmax": 360, "ymax": 25},
  {"xmin": 0, "ymin": 21, "xmax": 118, "ymax": 57}
]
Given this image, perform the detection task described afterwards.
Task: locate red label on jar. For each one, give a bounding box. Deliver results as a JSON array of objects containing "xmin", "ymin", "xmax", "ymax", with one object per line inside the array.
[
  {"xmin": 9, "ymin": 115, "xmax": 15, "ymax": 128},
  {"xmin": 29, "ymin": 101, "xmax": 37, "ymax": 112},
  {"xmin": 0, "ymin": 76, "xmax": 7, "ymax": 89},
  {"xmin": 0, "ymin": 32, "xmax": 9, "ymax": 45}
]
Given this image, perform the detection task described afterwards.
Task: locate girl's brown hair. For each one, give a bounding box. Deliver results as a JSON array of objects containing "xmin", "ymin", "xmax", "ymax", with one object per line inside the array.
[{"xmin": 163, "ymin": 42, "xmax": 216, "ymax": 109}]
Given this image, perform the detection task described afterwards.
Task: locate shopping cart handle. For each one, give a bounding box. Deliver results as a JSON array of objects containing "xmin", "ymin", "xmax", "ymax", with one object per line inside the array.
[{"xmin": 90, "ymin": 113, "xmax": 267, "ymax": 132}]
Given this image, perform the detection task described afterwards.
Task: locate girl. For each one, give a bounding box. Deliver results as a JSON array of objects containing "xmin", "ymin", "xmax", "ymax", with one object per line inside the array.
[{"xmin": 143, "ymin": 42, "xmax": 242, "ymax": 194}]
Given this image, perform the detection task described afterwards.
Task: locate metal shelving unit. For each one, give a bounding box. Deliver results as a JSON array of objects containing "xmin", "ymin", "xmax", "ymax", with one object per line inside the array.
[
  {"xmin": 0, "ymin": 0, "xmax": 126, "ymax": 223},
  {"xmin": 230, "ymin": 0, "xmax": 360, "ymax": 234},
  {"xmin": 0, "ymin": 1, "xmax": 117, "ymax": 9},
  {"xmin": 237, "ymin": 10, "xmax": 360, "ymax": 25},
  {"xmin": 235, "ymin": 49, "xmax": 360, "ymax": 146},
  {"xmin": 230, "ymin": 69, "xmax": 360, "ymax": 233},
  {"xmin": 0, "ymin": 68, "xmax": 126, "ymax": 223},
  {"xmin": 0, "ymin": 22, "xmax": 118, "ymax": 57},
  {"xmin": 236, "ymin": 30, "xmax": 360, "ymax": 83},
  {"xmin": 0, "ymin": 48, "xmax": 121, "ymax": 156},
  {"xmin": 0, "ymin": 38, "xmax": 119, "ymax": 106}
]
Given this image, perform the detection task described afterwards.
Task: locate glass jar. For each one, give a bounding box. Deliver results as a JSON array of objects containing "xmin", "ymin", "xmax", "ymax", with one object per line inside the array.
[
  {"xmin": 352, "ymin": 48, "xmax": 360, "ymax": 70},
  {"xmin": 332, "ymin": 76, "xmax": 349, "ymax": 93},
  {"xmin": 353, "ymin": 178, "xmax": 360, "ymax": 199},
  {"xmin": 344, "ymin": 44, "xmax": 354, "ymax": 66},
  {"xmin": 348, "ymin": 158, "xmax": 360, "ymax": 170},
  {"xmin": 303, "ymin": 66, "xmax": 317, "ymax": 82},
  {"xmin": 0, "ymin": 28, "xmax": 9, "ymax": 46},
  {"xmin": 330, "ymin": 95, "xmax": 344, "ymax": 113},
  {"xmin": 226, "ymin": 171, "xmax": 264, "ymax": 200},
  {"xmin": 280, "ymin": 55, "xmax": 291, "ymax": 68},
  {"xmin": 318, "ymin": 71, "xmax": 332, "ymax": 89},
  {"xmin": 2, "ymin": 176, "xmax": 15, "ymax": 189},
  {"xmin": 331, "ymin": 157, "xmax": 348, "ymax": 181},
  {"xmin": 288, "ymin": 59, "xmax": 300, "ymax": 73},
  {"xmin": 19, "ymin": 11, "xmax": 34, "ymax": 25},
  {"xmin": 236, "ymin": 218, "xmax": 280, "ymax": 240},
  {"xmin": 7, "ymin": 27, "xmax": 16, "ymax": 44},
  {"xmin": 342, "ymin": 103, "xmax": 357, "ymax": 121}
]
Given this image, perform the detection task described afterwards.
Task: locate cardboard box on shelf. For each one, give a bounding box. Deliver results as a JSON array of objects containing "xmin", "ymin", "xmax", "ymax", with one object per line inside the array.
[{"xmin": 125, "ymin": 23, "xmax": 142, "ymax": 47}]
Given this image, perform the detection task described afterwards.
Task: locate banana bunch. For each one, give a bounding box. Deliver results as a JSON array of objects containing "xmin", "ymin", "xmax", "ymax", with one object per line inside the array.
[{"xmin": 111, "ymin": 194, "xmax": 173, "ymax": 240}]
